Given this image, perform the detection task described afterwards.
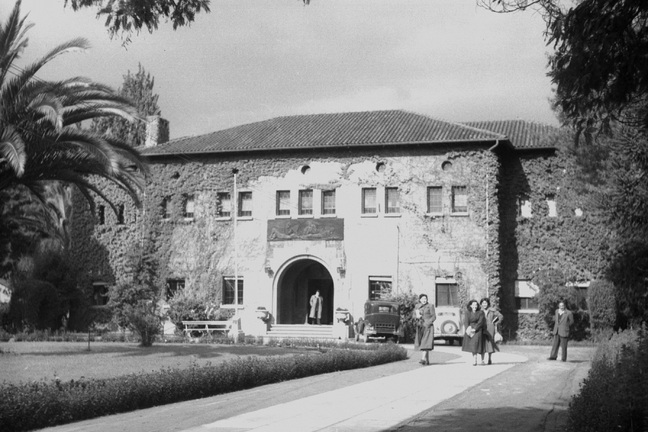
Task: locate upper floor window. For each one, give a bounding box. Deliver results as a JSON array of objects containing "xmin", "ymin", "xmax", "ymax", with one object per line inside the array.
[
  {"xmin": 546, "ymin": 194, "xmax": 557, "ymax": 217},
  {"xmin": 98, "ymin": 205, "xmax": 106, "ymax": 225},
  {"xmin": 238, "ymin": 192, "xmax": 252, "ymax": 217},
  {"xmin": 117, "ymin": 204, "xmax": 125, "ymax": 224},
  {"xmin": 183, "ymin": 194, "xmax": 195, "ymax": 218},
  {"xmin": 298, "ymin": 189, "xmax": 313, "ymax": 215},
  {"xmin": 362, "ymin": 187, "xmax": 377, "ymax": 214},
  {"xmin": 427, "ymin": 187, "xmax": 442, "ymax": 214},
  {"xmin": 451, "ymin": 186, "xmax": 468, "ymax": 213},
  {"xmin": 369, "ymin": 276, "xmax": 392, "ymax": 300},
  {"xmin": 518, "ymin": 198, "xmax": 532, "ymax": 218},
  {"xmin": 217, "ymin": 192, "xmax": 231, "ymax": 218},
  {"xmin": 322, "ymin": 190, "xmax": 336, "ymax": 215},
  {"xmin": 385, "ymin": 187, "xmax": 400, "ymax": 214},
  {"xmin": 276, "ymin": 190, "xmax": 291, "ymax": 216},
  {"xmin": 160, "ymin": 197, "xmax": 171, "ymax": 220},
  {"xmin": 223, "ymin": 277, "xmax": 244, "ymax": 305},
  {"xmin": 166, "ymin": 278, "xmax": 185, "ymax": 300}
]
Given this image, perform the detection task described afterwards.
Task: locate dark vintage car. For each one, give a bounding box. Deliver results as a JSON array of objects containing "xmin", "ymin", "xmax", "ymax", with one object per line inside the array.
[{"xmin": 355, "ymin": 300, "xmax": 401, "ymax": 343}]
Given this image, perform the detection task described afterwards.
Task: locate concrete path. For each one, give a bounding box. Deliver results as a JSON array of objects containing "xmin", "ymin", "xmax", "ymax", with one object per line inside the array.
[{"xmin": 40, "ymin": 344, "xmax": 593, "ymax": 432}]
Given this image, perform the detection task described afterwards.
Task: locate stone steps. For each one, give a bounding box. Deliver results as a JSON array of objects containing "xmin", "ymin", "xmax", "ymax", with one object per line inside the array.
[{"xmin": 267, "ymin": 324, "xmax": 336, "ymax": 339}]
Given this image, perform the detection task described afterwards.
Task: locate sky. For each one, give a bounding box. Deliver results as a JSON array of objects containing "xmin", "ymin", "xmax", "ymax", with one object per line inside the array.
[{"xmin": 8, "ymin": 0, "xmax": 558, "ymax": 140}]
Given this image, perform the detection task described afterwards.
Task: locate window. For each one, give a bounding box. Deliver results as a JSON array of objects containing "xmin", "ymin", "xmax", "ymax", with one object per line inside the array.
[
  {"xmin": 276, "ymin": 191, "xmax": 290, "ymax": 216},
  {"xmin": 160, "ymin": 197, "xmax": 171, "ymax": 219},
  {"xmin": 117, "ymin": 204, "xmax": 125, "ymax": 224},
  {"xmin": 322, "ymin": 190, "xmax": 336, "ymax": 215},
  {"xmin": 223, "ymin": 277, "xmax": 244, "ymax": 305},
  {"xmin": 362, "ymin": 187, "xmax": 377, "ymax": 214},
  {"xmin": 166, "ymin": 278, "xmax": 185, "ymax": 300},
  {"xmin": 98, "ymin": 205, "xmax": 105, "ymax": 225},
  {"xmin": 385, "ymin": 187, "xmax": 400, "ymax": 214},
  {"xmin": 427, "ymin": 187, "xmax": 442, "ymax": 214},
  {"xmin": 515, "ymin": 280, "xmax": 539, "ymax": 312},
  {"xmin": 369, "ymin": 276, "xmax": 392, "ymax": 300},
  {"xmin": 518, "ymin": 199, "xmax": 533, "ymax": 218},
  {"xmin": 451, "ymin": 186, "xmax": 468, "ymax": 213},
  {"xmin": 546, "ymin": 194, "xmax": 557, "ymax": 217},
  {"xmin": 183, "ymin": 194, "xmax": 195, "ymax": 218},
  {"xmin": 92, "ymin": 282, "xmax": 109, "ymax": 306},
  {"xmin": 298, "ymin": 189, "xmax": 313, "ymax": 215},
  {"xmin": 435, "ymin": 281, "xmax": 459, "ymax": 307},
  {"xmin": 238, "ymin": 192, "xmax": 252, "ymax": 217},
  {"xmin": 217, "ymin": 192, "xmax": 231, "ymax": 217}
]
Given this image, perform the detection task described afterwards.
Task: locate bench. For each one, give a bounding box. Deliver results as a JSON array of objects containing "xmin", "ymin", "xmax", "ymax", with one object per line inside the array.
[{"xmin": 181, "ymin": 320, "xmax": 234, "ymax": 337}]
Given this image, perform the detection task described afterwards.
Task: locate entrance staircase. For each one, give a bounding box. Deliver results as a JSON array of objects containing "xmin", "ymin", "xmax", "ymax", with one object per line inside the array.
[{"xmin": 266, "ymin": 324, "xmax": 336, "ymax": 340}]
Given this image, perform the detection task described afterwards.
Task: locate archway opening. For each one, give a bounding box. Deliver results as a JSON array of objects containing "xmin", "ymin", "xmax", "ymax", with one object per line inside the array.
[{"xmin": 276, "ymin": 259, "xmax": 334, "ymax": 325}]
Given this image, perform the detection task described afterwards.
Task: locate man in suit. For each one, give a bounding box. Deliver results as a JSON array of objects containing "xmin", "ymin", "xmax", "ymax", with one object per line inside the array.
[{"xmin": 548, "ymin": 301, "xmax": 574, "ymax": 361}]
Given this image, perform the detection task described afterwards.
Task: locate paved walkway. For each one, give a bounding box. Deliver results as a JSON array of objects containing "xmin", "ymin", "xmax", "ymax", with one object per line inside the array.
[
  {"xmin": 42, "ymin": 345, "xmax": 594, "ymax": 432},
  {"xmin": 181, "ymin": 347, "xmax": 525, "ymax": 432}
]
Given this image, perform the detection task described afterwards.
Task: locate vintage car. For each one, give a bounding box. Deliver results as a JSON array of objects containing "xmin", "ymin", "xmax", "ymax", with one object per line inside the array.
[
  {"xmin": 355, "ymin": 300, "xmax": 401, "ymax": 343},
  {"xmin": 433, "ymin": 305, "xmax": 463, "ymax": 345}
]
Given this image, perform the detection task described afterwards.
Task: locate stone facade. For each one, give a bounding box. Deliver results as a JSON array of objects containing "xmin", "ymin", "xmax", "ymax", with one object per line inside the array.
[{"xmin": 69, "ymin": 111, "xmax": 608, "ymax": 337}]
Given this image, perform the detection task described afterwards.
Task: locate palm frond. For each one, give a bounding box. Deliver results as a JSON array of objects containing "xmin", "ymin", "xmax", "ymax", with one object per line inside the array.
[{"xmin": 0, "ymin": 125, "xmax": 26, "ymax": 177}]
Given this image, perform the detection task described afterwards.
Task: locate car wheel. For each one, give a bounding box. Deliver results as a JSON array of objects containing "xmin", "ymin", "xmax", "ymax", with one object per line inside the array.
[
  {"xmin": 447, "ymin": 338, "xmax": 454, "ymax": 346},
  {"xmin": 440, "ymin": 320, "xmax": 459, "ymax": 335}
]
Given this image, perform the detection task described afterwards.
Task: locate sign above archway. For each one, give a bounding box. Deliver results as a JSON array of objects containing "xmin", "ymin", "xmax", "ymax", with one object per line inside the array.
[{"xmin": 267, "ymin": 219, "xmax": 344, "ymax": 241}]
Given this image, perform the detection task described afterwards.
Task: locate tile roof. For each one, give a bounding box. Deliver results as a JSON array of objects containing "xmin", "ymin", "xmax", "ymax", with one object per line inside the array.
[
  {"xmin": 463, "ymin": 120, "xmax": 561, "ymax": 149},
  {"xmin": 141, "ymin": 110, "xmax": 506, "ymax": 157},
  {"xmin": 141, "ymin": 110, "xmax": 559, "ymax": 157}
]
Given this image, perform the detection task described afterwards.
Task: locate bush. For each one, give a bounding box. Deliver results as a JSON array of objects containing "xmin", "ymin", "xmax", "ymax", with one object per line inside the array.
[
  {"xmin": 568, "ymin": 328, "xmax": 647, "ymax": 432},
  {"xmin": 0, "ymin": 342, "xmax": 407, "ymax": 431},
  {"xmin": 166, "ymin": 290, "xmax": 223, "ymax": 333},
  {"xmin": 383, "ymin": 291, "xmax": 419, "ymax": 343},
  {"xmin": 587, "ymin": 279, "xmax": 616, "ymax": 332}
]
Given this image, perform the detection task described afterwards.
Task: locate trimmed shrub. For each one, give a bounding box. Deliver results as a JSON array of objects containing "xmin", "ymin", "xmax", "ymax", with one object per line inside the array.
[
  {"xmin": 568, "ymin": 328, "xmax": 647, "ymax": 432},
  {"xmin": 587, "ymin": 279, "xmax": 616, "ymax": 335},
  {"xmin": 0, "ymin": 343, "xmax": 407, "ymax": 431},
  {"xmin": 383, "ymin": 291, "xmax": 419, "ymax": 343}
]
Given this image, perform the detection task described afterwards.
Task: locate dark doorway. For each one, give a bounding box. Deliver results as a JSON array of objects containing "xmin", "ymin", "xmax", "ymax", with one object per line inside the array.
[{"xmin": 277, "ymin": 259, "xmax": 334, "ymax": 324}]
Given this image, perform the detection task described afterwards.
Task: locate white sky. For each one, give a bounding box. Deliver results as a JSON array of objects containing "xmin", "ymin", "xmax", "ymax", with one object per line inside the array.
[{"xmin": 8, "ymin": 0, "xmax": 558, "ymax": 139}]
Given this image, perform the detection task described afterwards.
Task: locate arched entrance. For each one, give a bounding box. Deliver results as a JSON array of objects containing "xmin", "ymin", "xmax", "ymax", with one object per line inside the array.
[{"xmin": 276, "ymin": 258, "xmax": 334, "ymax": 325}]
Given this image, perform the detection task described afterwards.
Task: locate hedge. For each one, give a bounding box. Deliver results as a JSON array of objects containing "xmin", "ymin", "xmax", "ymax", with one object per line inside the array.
[{"xmin": 0, "ymin": 342, "xmax": 407, "ymax": 431}]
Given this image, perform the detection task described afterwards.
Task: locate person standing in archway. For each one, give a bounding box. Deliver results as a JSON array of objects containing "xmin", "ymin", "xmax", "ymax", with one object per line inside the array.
[{"xmin": 309, "ymin": 290, "xmax": 323, "ymax": 325}]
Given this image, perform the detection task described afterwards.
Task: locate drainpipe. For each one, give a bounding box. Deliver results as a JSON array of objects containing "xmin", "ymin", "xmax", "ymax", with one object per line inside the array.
[
  {"xmin": 485, "ymin": 140, "xmax": 500, "ymax": 298},
  {"xmin": 233, "ymin": 168, "xmax": 239, "ymax": 310}
]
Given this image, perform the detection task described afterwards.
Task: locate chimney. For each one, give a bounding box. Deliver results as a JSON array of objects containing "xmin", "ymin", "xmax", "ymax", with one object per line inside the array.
[{"xmin": 145, "ymin": 115, "xmax": 170, "ymax": 148}]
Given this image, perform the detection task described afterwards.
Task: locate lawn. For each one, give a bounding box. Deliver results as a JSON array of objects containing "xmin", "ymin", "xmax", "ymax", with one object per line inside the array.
[{"xmin": 0, "ymin": 341, "xmax": 311, "ymax": 385}]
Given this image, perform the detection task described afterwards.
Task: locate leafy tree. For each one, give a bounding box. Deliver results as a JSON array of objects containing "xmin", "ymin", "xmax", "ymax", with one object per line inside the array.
[
  {"xmin": 0, "ymin": 0, "xmax": 148, "ymax": 273},
  {"xmin": 91, "ymin": 63, "xmax": 161, "ymax": 147},
  {"xmin": 587, "ymin": 279, "xmax": 617, "ymax": 334},
  {"xmin": 64, "ymin": 0, "xmax": 211, "ymax": 41},
  {"xmin": 481, "ymin": 0, "xmax": 648, "ymax": 139}
]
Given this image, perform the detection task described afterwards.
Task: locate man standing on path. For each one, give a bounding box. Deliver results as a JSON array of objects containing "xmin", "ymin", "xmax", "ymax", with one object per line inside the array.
[{"xmin": 548, "ymin": 301, "xmax": 574, "ymax": 361}]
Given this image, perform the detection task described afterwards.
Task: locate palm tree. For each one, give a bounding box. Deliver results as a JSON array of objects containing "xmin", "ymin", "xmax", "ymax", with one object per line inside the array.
[{"xmin": 0, "ymin": 1, "xmax": 148, "ymax": 247}]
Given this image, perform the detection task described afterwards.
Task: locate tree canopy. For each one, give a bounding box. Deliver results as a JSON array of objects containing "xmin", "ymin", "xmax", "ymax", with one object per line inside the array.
[
  {"xmin": 481, "ymin": 0, "xmax": 648, "ymax": 140},
  {"xmin": 64, "ymin": 0, "xmax": 211, "ymax": 41}
]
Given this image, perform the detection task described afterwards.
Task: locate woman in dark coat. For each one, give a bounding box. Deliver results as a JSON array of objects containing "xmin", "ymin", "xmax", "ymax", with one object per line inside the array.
[
  {"xmin": 414, "ymin": 294, "xmax": 436, "ymax": 365},
  {"xmin": 461, "ymin": 299, "xmax": 485, "ymax": 366},
  {"xmin": 480, "ymin": 297, "xmax": 503, "ymax": 365}
]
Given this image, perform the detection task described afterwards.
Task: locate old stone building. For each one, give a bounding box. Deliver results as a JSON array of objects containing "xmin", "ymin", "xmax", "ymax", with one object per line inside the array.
[{"xmin": 70, "ymin": 110, "xmax": 607, "ymax": 337}]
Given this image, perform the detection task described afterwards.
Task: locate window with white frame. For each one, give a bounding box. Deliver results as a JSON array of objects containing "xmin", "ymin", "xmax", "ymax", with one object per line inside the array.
[
  {"xmin": 166, "ymin": 278, "xmax": 185, "ymax": 300},
  {"xmin": 362, "ymin": 187, "xmax": 377, "ymax": 214},
  {"xmin": 223, "ymin": 277, "xmax": 244, "ymax": 305},
  {"xmin": 451, "ymin": 186, "xmax": 468, "ymax": 213},
  {"xmin": 322, "ymin": 190, "xmax": 336, "ymax": 215},
  {"xmin": 217, "ymin": 192, "xmax": 231, "ymax": 217},
  {"xmin": 276, "ymin": 190, "xmax": 290, "ymax": 216},
  {"xmin": 518, "ymin": 198, "xmax": 532, "ymax": 218},
  {"xmin": 515, "ymin": 280, "xmax": 539, "ymax": 312},
  {"xmin": 435, "ymin": 279, "xmax": 459, "ymax": 307},
  {"xmin": 298, "ymin": 189, "xmax": 313, "ymax": 215},
  {"xmin": 92, "ymin": 282, "xmax": 109, "ymax": 306},
  {"xmin": 238, "ymin": 192, "xmax": 252, "ymax": 217},
  {"xmin": 546, "ymin": 194, "xmax": 557, "ymax": 217},
  {"xmin": 161, "ymin": 197, "xmax": 171, "ymax": 219},
  {"xmin": 385, "ymin": 187, "xmax": 400, "ymax": 214},
  {"xmin": 368, "ymin": 276, "xmax": 392, "ymax": 300},
  {"xmin": 427, "ymin": 186, "xmax": 442, "ymax": 214},
  {"xmin": 183, "ymin": 194, "xmax": 195, "ymax": 218}
]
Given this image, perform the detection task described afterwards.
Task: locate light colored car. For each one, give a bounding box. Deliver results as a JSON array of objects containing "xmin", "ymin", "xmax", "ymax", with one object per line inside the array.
[{"xmin": 434, "ymin": 305, "xmax": 463, "ymax": 345}]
